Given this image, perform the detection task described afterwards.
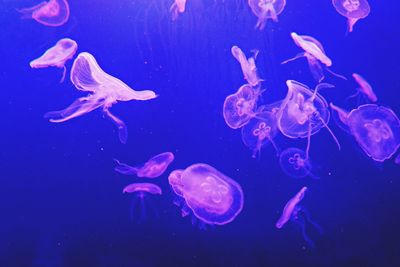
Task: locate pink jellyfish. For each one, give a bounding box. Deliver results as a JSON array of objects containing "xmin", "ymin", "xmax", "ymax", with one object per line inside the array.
[
  {"xmin": 30, "ymin": 38, "xmax": 77, "ymax": 82},
  {"xmin": 115, "ymin": 152, "xmax": 175, "ymax": 178},
  {"xmin": 279, "ymin": 147, "xmax": 318, "ymax": 179},
  {"xmin": 223, "ymin": 84, "xmax": 261, "ymax": 129},
  {"xmin": 332, "ymin": 0, "xmax": 370, "ymax": 33},
  {"xmin": 276, "ymin": 187, "xmax": 322, "ymax": 248},
  {"xmin": 17, "ymin": 0, "xmax": 70, "ymax": 27},
  {"xmin": 330, "ymin": 103, "xmax": 400, "ymax": 162},
  {"xmin": 44, "ymin": 52, "xmax": 157, "ymax": 144},
  {"xmin": 248, "ymin": 0, "xmax": 286, "ymax": 30},
  {"xmin": 282, "ymin": 32, "xmax": 346, "ymax": 82},
  {"xmin": 349, "ymin": 73, "xmax": 377, "ymax": 103},
  {"xmin": 231, "ymin": 46, "xmax": 263, "ymax": 87},
  {"xmin": 170, "ymin": 0, "xmax": 187, "ymax": 20},
  {"xmin": 168, "ymin": 164, "xmax": 244, "ymax": 226}
]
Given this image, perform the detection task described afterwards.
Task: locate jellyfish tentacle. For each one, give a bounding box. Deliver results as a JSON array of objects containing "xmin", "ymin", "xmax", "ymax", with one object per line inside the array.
[
  {"xmin": 325, "ymin": 68, "xmax": 347, "ymax": 80},
  {"xmin": 281, "ymin": 52, "xmax": 306, "ymax": 64},
  {"xmin": 60, "ymin": 65, "xmax": 67, "ymax": 83},
  {"xmin": 103, "ymin": 107, "xmax": 128, "ymax": 144},
  {"xmin": 114, "ymin": 159, "xmax": 139, "ymax": 176}
]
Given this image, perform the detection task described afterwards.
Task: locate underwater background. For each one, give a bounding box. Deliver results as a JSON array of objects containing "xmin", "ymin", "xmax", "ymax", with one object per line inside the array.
[{"xmin": 1, "ymin": 0, "xmax": 400, "ymax": 266}]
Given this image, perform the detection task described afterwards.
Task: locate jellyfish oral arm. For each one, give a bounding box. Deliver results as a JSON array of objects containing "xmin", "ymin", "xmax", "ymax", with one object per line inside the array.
[
  {"xmin": 281, "ymin": 52, "xmax": 306, "ymax": 65},
  {"xmin": 114, "ymin": 159, "xmax": 139, "ymax": 176},
  {"xmin": 103, "ymin": 107, "xmax": 128, "ymax": 144}
]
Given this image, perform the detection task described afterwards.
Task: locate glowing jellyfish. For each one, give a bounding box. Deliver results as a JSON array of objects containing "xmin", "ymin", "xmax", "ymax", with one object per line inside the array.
[
  {"xmin": 30, "ymin": 38, "xmax": 77, "ymax": 82},
  {"xmin": 115, "ymin": 152, "xmax": 175, "ymax": 178},
  {"xmin": 279, "ymin": 148, "xmax": 315, "ymax": 178},
  {"xmin": 223, "ymin": 84, "xmax": 261, "ymax": 129},
  {"xmin": 330, "ymin": 103, "xmax": 400, "ymax": 162},
  {"xmin": 248, "ymin": 0, "xmax": 286, "ymax": 30},
  {"xmin": 170, "ymin": 0, "xmax": 187, "ymax": 20},
  {"xmin": 277, "ymin": 80, "xmax": 341, "ymax": 157},
  {"xmin": 241, "ymin": 111, "xmax": 279, "ymax": 158},
  {"xmin": 168, "ymin": 163, "xmax": 244, "ymax": 225},
  {"xmin": 44, "ymin": 52, "xmax": 157, "ymax": 144},
  {"xmin": 17, "ymin": 0, "xmax": 70, "ymax": 27},
  {"xmin": 276, "ymin": 186, "xmax": 322, "ymax": 248},
  {"xmin": 350, "ymin": 73, "xmax": 377, "ymax": 103},
  {"xmin": 332, "ymin": 0, "xmax": 370, "ymax": 32},
  {"xmin": 282, "ymin": 32, "xmax": 346, "ymax": 83},
  {"xmin": 231, "ymin": 46, "xmax": 263, "ymax": 87}
]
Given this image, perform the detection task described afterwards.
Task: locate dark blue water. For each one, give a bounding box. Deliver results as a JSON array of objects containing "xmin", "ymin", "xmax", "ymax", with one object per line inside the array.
[{"xmin": 1, "ymin": 0, "xmax": 400, "ymax": 266}]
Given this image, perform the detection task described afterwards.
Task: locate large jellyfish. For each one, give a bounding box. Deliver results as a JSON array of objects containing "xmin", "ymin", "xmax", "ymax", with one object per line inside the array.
[
  {"xmin": 277, "ymin": 80, "xmax": 341, "ymax": 158},
  {"xmin": 170, "ymin": 0, "xmax": 187, "ymax": 20},
  {"xmin": 17, "ymin": 0, "xmax": 70, "ymax": 27},
  {"xmin": 350, "ymin": 73, "xmax": 377, "ymax": 103},
  {"xmin": 231, "ymin": 46, "xmax": 263, "ymax": 87},
  {"xmin": 30, "ymin": 38, "xmax": 77, "ymax": 82},
  {"xmin": 223, "ymin": 84, "xmax": 261, "ymax": 129},
  {"xmin": 330, "ymin": 103, "xmax": 400, "ymax": 162},
  {"xmin": 168, "ymin": 163, "xmax": 244, "ymax": 226},
  {"xmin": 282, "ymin": 32, "xmax": 346, "ymax": 83},
  {"xmin": 248, "ymin": 0, "xmax": 286, "ymax": 30},
  {"xmin": 332, "ymin": 0, "xmax": 370, "ymax": 33},
  {"xmin": 279, "ymin": 147, "xmax": 316, "ymax": 179},
  {"xmin": 276, "ymin": 187, "xmax": 322, "ymax": 248},
  {"xmin": 115, "ymin": 152, "xmax": 175, "ymax": 178},
  {"xmin": 44, "ymin": 52, "xmax": 157, "ymax": 144}
]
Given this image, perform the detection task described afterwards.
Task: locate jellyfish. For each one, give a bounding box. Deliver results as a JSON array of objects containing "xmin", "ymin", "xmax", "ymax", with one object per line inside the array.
[
  {"xmin": 241, "ymin": 111, "xmax": 279, "ymax": 158},
  {"xmin": 332, "ymin": 0, "xmax": 370, "ymax": 33},
  {"xmin": 17, "ymin": 0, "xmax": 70, "ymax": 27},
  {"xmin": 170, "ymin": 0, "xmax": 187, "ymax": 20},
  {"xmin": 347, "ymin": 73, "xmax": 377, "ymax": 103},
  {"xmin": 279, "ymin": 147, "xmax": 317, "ymax": 178},
  {"xmin": 282, "ymin": 32, "xmax": 346, "ymax": 83},
  {"xmin": 115, "ymin": 152, "xmax": 175, "ymax": 178},
  {"xmin": 277, "ymin": 80, "xmax": 341, "ymax": 158},
  {"xmin": 30, "ymin": 38, "xmax": 77, "ymax": 82},
  {"xmin": 223, "ymin": 84, "xmax": 261, "ymax": 129},
  {"xmin": 168, "ymin": 163, "xmax": 244, "ymax": 226},
  {"xmin": 122, "ymin": 183, "xmax": 162, "ymax": 223},
  {"xmin": 330, "ymin": 103, "xmax": 400, "ymax": 162},
  {"xmin": 44, "ymin": 52, "xmax": 157, "ymax": 144},
  {"xmin": 231, "ymin": 46, "xmax": 263, "ymax": 87},
  {"xmin": 248, "ymin": 0, "xmax": 286, "ymax": 30},
  {"xmin": 276, "ymin": 187, "xmax": 322, "ymax": 248}
]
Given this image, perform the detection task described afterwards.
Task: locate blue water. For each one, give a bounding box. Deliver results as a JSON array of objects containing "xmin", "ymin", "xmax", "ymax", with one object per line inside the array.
[{"xmin": 1, "ymin": 0, "xmax": 400, "ymax": 266}]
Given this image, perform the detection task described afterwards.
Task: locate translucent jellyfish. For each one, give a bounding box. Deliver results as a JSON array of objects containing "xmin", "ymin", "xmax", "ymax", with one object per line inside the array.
[
  {"xmin": 231, "ymin": 46, "xmax": 263, "ymax": 87},
  {"xmin": 330, "ymin": 103, "xmax": 400, "ymax": 162},
  {"xmin": 168, "ymin": 164, "xmax": 244, "ymax": 225},
  {"xmin": 282, "ymin": 32, "xmax": 346, "ymax": 83},
  {"xmin": 248, "ymin": 0, "xmax": 286, "ymax": 30},
  {"xmin": 170, "ymin": 0, "xmax": 187, "ymax": 20},
  {"xmin": 277, "ymin": 80, "xmax": 341, "ymax": 157},
  {"xmin": 17, "ymin": 0, "xmax": 70, "ymax": 27},
  {"xmin": 44, "ymin": 52, "xmax": 157, "ymax": 144},
  {"xmin": 30, "ymin": 38, "xmax": 77, "ymax": 82},
  {"xmin": 332, "ymin": 0, "xmax": 370, "ymax": 32},
  {"xmin": 122, "ymin": 183, "xmax": 162, "ymax": 222},
  {"xmin": 350, "ymin": 73, "xmax": 377, "ymax": 103},
  {"xmin": 241, "ymin": 111, "xmax": 279, "ymax": 158},
  {"xmin": 115, "ymin": 152, "xmax": 175, "ymax": 178},
  {"xmin": 276, "ymin": 187, "xmax": 322, "ymax": 248},
  {"xmin": 279, "ymin": 148, "xmax": 315, "ymax": 178},
  {"xmin": 223, "ymin": 84, "xmax": 261, "ymax": 129}
]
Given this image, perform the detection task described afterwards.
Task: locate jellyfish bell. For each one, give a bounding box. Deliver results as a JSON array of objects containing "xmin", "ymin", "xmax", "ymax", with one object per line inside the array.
[
  {"xmin": 17, "ymin": 0, "xmax": 70, "ymax": 27},
  {"xmin": 248, "ymin": 0, "xmax": 286, "ymax": 30},
  {"xmin": 231, "ymin": 46, "xmax": 263, "ymax": 87},
  {"xmin": 351, "ymin": 73, "xmax": 377, "ymax": 103},
  {"xmin": 332, "ymin": 0, "xmax": 370, "ymax": 32},
  {"xmin": 279, "ymin": 147, "xmax": 316, "ymax": 179}
]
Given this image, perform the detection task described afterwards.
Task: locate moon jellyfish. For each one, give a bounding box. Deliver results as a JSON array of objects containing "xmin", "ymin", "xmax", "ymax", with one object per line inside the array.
[
  {"xmin": 170, "ymin": 0, "xmax": 187, "ymax": 20},
  {"xmin": 168, "ymin": 164, "xmax": 244, "ymax": 226},
  {"xmin": 349, "ymin": 73, "xmax": 377, "ymax": 103},
  {"xmin": 30, "ymin": 38, "xmax": 77, "ymax": 82},
  {"xmin": 248, "ymin": 0, "xmax": 286, "ymax": 30},
  {"xmin": 17, "ymin": 0, "xmax": 70, "ymax": 27},
  {"xmin": 332, "ymin": 0, "xmax": 370, "ymax": 33},
  {"xmin": 279, "ymin": 148, "xmax": 315, "ymax": 178},
  {"xmin": 330, "ymin": 103, "xmax": 400, "ymax": 162},
  {"xmin": 241, "ymin": 111, "xmax": 279, "ymax": 158},
  {"xmin": 44, "ymin": 52, "xmax": 157, "ymax": 144},
  {"xmin": 282, "ymin": 32, "xmax": 346, "ymax": 83},
  {"xmin": 115, "ymin": 152, "xmax": 175, "ymax": 178},
  {"xmin": 223, "ymin": 84, "xmax": 261, "ymax": 129},
  {"xmin": 231, "ymin": 46, "xmax": 263, "ymax": 87},
  {"xmin": 276, "ymin": 187, "xmax": 322, "ymax": 249},
  {"xmin": 277, "ymin": 80, "xmax": 341, "ymax": 158},
  {"xmin": 122, "ymin": 183, "xmax": 162, "ymax": 223}
]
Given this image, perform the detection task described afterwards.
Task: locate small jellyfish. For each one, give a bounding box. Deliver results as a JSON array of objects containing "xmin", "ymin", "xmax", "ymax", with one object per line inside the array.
[
  {"xmin": 241, "ymin": 111, "xmax": 279, "ymax": 158},
  {"xmin": 231, "ymin": 46, "xmax": 263, "ymax": 87},
  {"xmin": 332, "ymin": 0, "xmax": 370, "ymax": 33},
  {"xmin": 282, "ymin": 32, "xmax": 346, "ymax": 82},
  {"xmin": 17, "ymin": 0, "xmax": 70, "ymax": 27},
  {"xmin": 115, "ymin": 152, "xmax": 175, "ymax": 178},
  {"xmin": 30, "ymin": 38, "xmax": 77, "ymax": 82},
  {"xmin": 276, "ymin": 187, "xmax": 322, "ymax": 248},
  {"xmin": 170, "ymin": 0, "xmax": 187, "ymax": 20},
  {"xmin": 248, "ymin": 0, "xmax": 286, "ymax": 30},
  {"xmin": 350, "ymin": 73, "xmax": 377, "ymax": 103},
  {"xmin": 44, "ymin": 52, "xmax": 157, "ymax": 144},
  {"xmin": 279, "ymin": 148, "xmax": 315, "ymax": 178},
  {"xmin": 223, "ymin": 84, "xmax": 261, "ymax": 129},
  {"xmin": 168, "ymin": 164, "xmax": 244, "ymax": 226}
]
